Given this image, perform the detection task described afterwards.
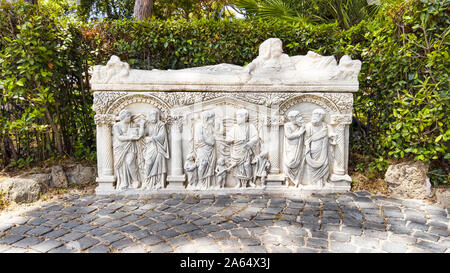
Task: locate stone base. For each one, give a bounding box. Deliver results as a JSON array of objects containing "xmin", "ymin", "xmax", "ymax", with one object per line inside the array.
[
  {"xmin": 166, "ymin": 175, "xmax": 186, "ymax": 189},
  {"xmin": 330, "ymin": 174, "xmax": 352, "ymax": 182},
  {"xmin": 95, "ymin": 176, "xmax": 116, "ymax": 194},
  {"xmin": 266, "ymin": 174, "xmax": 285, "ymax": 188},
  {"xmin": 95, "ymin": 183, "xmax": 350, "ymax": 196}
]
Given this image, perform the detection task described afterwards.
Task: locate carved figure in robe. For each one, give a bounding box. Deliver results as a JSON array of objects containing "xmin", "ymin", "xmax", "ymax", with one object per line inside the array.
[
  {"xmin": 141, "ymin": 109, "xmax": 169, "ymax": 190},
  {"xmin": 244, "ymin": 38, "xmax": 294, "ymax": 77},
  {"xmin": 194, "ymin": 111, "xmax": 216, "ymax": 190},
  {"xmin": 226, "ymin": 109, "xmax": 259, "ymax": 188},
  {"xmin": 284, "ymin": 110, "xmax": 306, "ymax": 187},
  {"xmin": 303, "ymin": 109, "xmax": 336, "ymax": 187},
  {"xmin": 252, "ymin": 151, "xmax": 271, "ymax": 187},
  {"xmin": 184, "ymin": 153, "xmax": 198, "ymax": 189},
  {"xmin": 215, "ymin": 158, "xmax": 230, "ymax": 188},
  {"xmin": 113, "ymin": 110, "xmax": 144, "ymax": 190}
]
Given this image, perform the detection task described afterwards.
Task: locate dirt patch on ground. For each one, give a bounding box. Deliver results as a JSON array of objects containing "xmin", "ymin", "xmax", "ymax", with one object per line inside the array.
[
  {"xmin": 350, "ymin": 172, "xmax": 389, "ymax": 195},
  {"xmin": 0, "ymin": 182, "xmax": 95, "ymax": 216}
]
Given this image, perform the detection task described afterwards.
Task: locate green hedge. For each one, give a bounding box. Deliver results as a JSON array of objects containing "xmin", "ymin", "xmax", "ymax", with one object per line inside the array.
[{"xmin": 0, "ymin": 0, "xmax": 448, "ymax": 184}]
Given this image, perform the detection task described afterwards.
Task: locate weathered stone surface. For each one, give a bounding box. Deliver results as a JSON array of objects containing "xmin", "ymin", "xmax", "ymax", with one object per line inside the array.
[
  {"xmin": 385, "ymin": 161, "xmax": 429, "ymax": 199},
  {"xmin": 435, "ymin": 187, "xmax": 450, "ymax": 207},
  {"xmin": 66, "ymin": 164, "xmax": 96, "ymax": 185},
  {"xmin": 0, "ymin": 177, "xmax": 42, "ymax": 204},
  {"xmin": 51, "ymin": 165, "xmax": 68, "ymax": 188},
  {"xmin": 92, "ymin": 38, "xmax": 358, "ymax": 195}
]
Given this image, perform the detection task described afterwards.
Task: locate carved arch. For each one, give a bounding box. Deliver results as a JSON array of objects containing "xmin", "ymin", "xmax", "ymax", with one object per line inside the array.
[
  {"xmin": 106, "ymin": 94, "xmax": 171, "ymax": 118},
  {"xmin": 279, "ymin": 94, "xmax": 339, "ymax": 115}
]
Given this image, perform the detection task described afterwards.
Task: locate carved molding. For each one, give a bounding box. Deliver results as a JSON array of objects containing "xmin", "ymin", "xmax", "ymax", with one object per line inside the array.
[{"xmin": 94, "ymin": 114, "xmax": 116, "ymax": 126}]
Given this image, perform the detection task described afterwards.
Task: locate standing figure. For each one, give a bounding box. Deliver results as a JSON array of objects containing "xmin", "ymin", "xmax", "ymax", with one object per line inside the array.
[
  {"xmin": 215, "ymin": 158, "xmax": 229, "ymax": 188},
  {"xmin": 252, "ymin": 151, "xmax": 271, "ymax": 187},
  {"xmin": 184, "ymin": 153, "xmax": 198, "ymax": 189},
  {"xmin": 194, "ymin": 111, "xmax": 217, "ymax": 190},
  {"xmin": 226, "ymin": 109, "xmax": 259, "ymax": 188},
  {"xmin": 284, "ymin": 110, "xmax": 306, "ymax": 187},
  {"xmin": 304, "ymin": 109, "xmax": 336, "ymax": 187},
  {"xmin": 142, "ymin": 109, "xmax": 169, "ymax": 190},
  {"xmin": 113, "ymin": 110, "xmax": 143, "ymax": 190}
]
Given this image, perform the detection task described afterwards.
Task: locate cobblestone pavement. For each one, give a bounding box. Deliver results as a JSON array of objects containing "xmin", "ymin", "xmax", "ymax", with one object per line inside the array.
[{"xmin": 0, "ymin": 192, "xmax": 448, "ymax": 253}]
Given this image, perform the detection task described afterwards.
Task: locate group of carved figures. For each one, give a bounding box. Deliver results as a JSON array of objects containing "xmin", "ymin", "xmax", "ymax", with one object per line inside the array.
[{"xmin": 112, "ymin": 107, "xmax": 336, "ymax": 191}]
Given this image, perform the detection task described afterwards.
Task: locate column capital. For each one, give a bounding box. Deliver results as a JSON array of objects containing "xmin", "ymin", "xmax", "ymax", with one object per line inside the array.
[
  {"xmin": 94, "ymin": 114, "xmax": 116, "ymax": 126},
  {"xmin": 167, "ymin": 115, "xmax": 184, "ymax": 131},
  {"xmin": 265, "ymin": 115, "xmax": 284, "ymax": 127},
  {"xmin": 330, "ymin": 114, "xmax": 352, "ymax": 125}
]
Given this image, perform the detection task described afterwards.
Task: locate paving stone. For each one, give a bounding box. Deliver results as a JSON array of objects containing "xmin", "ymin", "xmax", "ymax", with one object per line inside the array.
[
  {"xmin": 135, "ymin": 218, "xmax": 155, "ymax": 227},
  {"xmin": 122, "ymin": 244, "xmax": 147, "ymax": 253},
  {"xmin": 149, "ymin": 243, "xmax": 173, "ymax": 253},
  {"xmin": 246, "ymin": 246, "xmax": 267, "ymax": 253},
  {"xmin": 429, "ymin": 227, "xmax": 450, "ymax": 237},
  {"xmin": 330, "ymin": 241, "xmax": 357, "ymax": 253},
  {"xmin": 60, "ymin": 221, "xmax": 82, "ymax": 229},
  {"xmin": 111, "ymin": 238, "xmax": 136, "ymax": 250},
  {"xmin": 30, "ymin": 240, "xmax": 63, "ymax": 253},
  {"xmin": 59, "ymin": 231, "xmax": 85, "ymax": 243},
  {"xmin": 26, "ymin": 226, "xmax": 53, "ymax": 236},
  {"xmin": 0, "ymin": 223, "xmax": 14, "ymax": 232},
  {"xmin": 44, "ymin": 229, "xmax": 70, "ymax": 239},
  {"xmin": 306, "ymin": 238, "xmax": 328, "ymax": 249},
  {"xmin": 406, "ymin": 222, "xmax": 429, "ymax": 232},
  {"xmin": 49, "ymin": 245, "xmax": 77, "ymax": 253},
  {"xmin": 28, "ymin": 218, "xmax": 47, "ymax": 226},
  {"xmin": 89, "ymin": 228, "xmax": 110, "ymax": 237},
  {"xmin": 159, "ymin": 228, "xmax": 180, "ymax": 239},
  {"xmin": 381, "ymin": 241, "xmax": 409, "ymax": 253},
  {"xmin": 103, "ymin": 220, "xmax": 127, "ymax": 228},
  {"xmin": 8, "ymin": 226, "xmax": 32, "ymax": 235},
  {"xmin": 68, "ymin": 236, "xmax": 100, "ymax": 251},
  {"xmin": 416, "ymin": 240, "xmax": 447, "ymax": 253},
  {"xmin": 240, "ymin": 238, "xmax": 262, "ymax": 246},
  {"xmin": 101, "ymin": 233, "xmax": 125, "ymax": 244},
  {"xmin": 118, "ymin": 224, "xmax": 141, "ymax": 233},
  {"xmin": 352, "ymin": 236, "xmax": 379, "ymax": 250},
  {"xmin": 3, "ymin": 247, "xmax": 27, "ymax": 253},
  {"xmin": 131, "ymin": 230, "xmax": 151, "ymax": 240},
  {"xmin": 413, "ymin": 231, "xmax": 440, "ymax": 242},
  {"xmin": 13, "ymin": 237, "xmax": 44, "ymax": 248},
  {"xmin": 147, "ymin": 223, "xmax": 169, "ymax": 232},
  {"xmin": 139, "ymin": 235, "xmax": 164, "ymax": 246},
  {"xmin": 0, "ymin": 235, "xmax": 25, "ymax": 245},
  {"xmin": 330, "ymin": 232, "xmax": 351, "ymax": 242},
  {"xmin": 88, "ymin": 244, "xmax": 110, "ymax": 253},
  {"xmin": 293, "ymin": 247, "xmax": 319, "ymax": 253}
]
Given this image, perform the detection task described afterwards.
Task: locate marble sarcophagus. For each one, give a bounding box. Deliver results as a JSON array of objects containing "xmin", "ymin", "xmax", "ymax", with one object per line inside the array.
[{"xmin": 91, "ymin": 38, "xmax": 361, "ymax": 195}]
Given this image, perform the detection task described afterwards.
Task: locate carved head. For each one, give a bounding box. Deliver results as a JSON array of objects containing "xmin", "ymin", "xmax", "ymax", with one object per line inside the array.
[
  {"xmin": 201, "ymin": 111, "xmax": 215, "ymax": 125},
  {"xmin": 259, "ymin": 150, "xmax": 268, "ymax": 158},
  {"xmin": 287, "ymin": 110, "xmax": 300, "ymax": 122},
  {"xmin": 311, "ymin": 109, "xmax": 326, "ymax": 124},
  {"xmin": 186, "ymin": 153, "xmax": 195, "ymax": 162},
  {"xmin": 118, "ymin": 110, "xmax": 131, "ymax": 123},
  {"xmin": 236, "ymin": 109, "xmax": 249, "ymax": 125},
  {"xmin": 259, "ymin": 38, "xmax": 283, "ymax": 60},
  {"xmin": 147, "ymin": 109, "xmax": 160, "ymax": 124}
]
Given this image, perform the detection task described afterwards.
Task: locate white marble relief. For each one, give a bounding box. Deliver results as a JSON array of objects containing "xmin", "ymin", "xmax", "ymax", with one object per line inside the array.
[{"xmin": 92, "ymin": 38, "xmax": 360, "ymax": 194}]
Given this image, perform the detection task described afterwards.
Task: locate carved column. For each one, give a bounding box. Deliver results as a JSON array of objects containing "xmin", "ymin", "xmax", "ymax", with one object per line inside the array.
[
  {"xmin": 266, "ymin": 115, "xmax": 284, "ymax": 187},
  {"xmin": 94, "ymin": 114, "xmax": 116, "ymax": 193},
  {"xmin": 166, "ymin": 116, "xmax": 186, "ymax": 188},
  {"xmin": 330, "ymin": 114, "xmax": 353, "ymax": 184}
]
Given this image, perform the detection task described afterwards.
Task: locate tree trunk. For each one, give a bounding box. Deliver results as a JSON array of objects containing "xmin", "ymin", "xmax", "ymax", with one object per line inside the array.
[{"xmin": 133, "ymin": 0, "xmax": 153, "ymax": 21}]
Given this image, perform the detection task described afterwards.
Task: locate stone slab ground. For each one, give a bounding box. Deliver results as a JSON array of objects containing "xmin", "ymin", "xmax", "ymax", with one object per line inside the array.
[{"xmin": 0, "ymin": 192, "xmax": 448, "ymax": 253}]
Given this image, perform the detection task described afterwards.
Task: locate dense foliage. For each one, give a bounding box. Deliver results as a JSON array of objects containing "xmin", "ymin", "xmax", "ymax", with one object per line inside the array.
[{"xmin": 0, "ymin": 0, "xmax": 448, "ymax": 184}]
